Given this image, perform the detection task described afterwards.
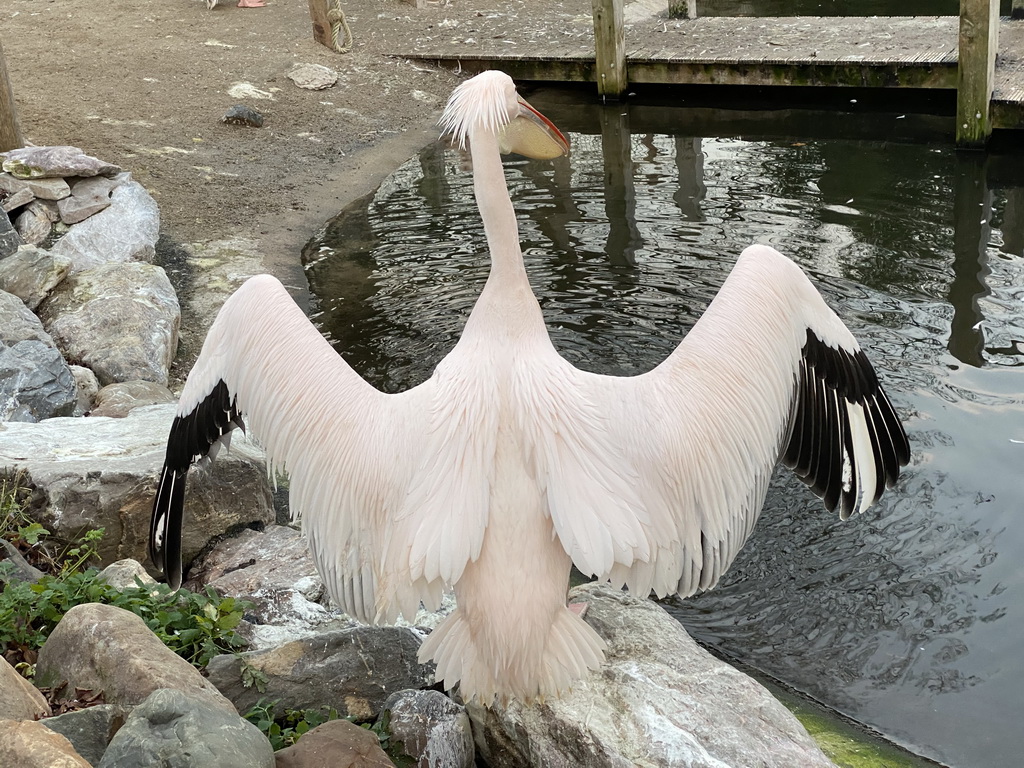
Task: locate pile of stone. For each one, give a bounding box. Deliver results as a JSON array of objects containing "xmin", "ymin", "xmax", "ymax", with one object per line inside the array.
[{"xmin": 0, "ymin": 145, "xmax": 174, "ymax": 423}]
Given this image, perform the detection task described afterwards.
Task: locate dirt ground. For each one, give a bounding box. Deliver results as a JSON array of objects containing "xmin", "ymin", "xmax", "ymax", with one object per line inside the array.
[
  {"xmin": 3, "ymin": 0, "xmax": 588, "ymax": 310},
  {"xmin": 2, "ymin": 0, "xmax": 600, "ymax": 377}
]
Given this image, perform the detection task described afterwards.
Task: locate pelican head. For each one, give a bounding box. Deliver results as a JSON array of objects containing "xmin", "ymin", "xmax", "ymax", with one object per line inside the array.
[{"xmin": 440, "ymin": 71, "xmax": 570, "ymax": 160}]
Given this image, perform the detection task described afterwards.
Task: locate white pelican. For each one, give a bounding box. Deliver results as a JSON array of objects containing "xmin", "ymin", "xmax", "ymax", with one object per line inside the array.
[{"xmin": 150, "ymin": 70, "xmax": 910, "ymax": 705}]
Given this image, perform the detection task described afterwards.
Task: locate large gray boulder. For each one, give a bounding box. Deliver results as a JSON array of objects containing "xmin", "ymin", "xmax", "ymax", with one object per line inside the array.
[
  {"xmin": 35, "ymin": 603, "xmax": 235, "ymax": 714},
  {"xmin": 0, "ymin": 403, "xmax": 274, "ymax": 572},
  {"xmin": 274, "ymin": 718, "xmax": 394, "ymax": 768},
  {"xmin": 382, "ymin": 689, "xmax": 475, "ymax": 768},
  {"xmin": 42, "ymin": 705, "xmax": 121, "ymax": 767},
  {"xmin": 1, "ymin": 146, "xmax": 122, "ymax": 180},
  {"xmin": 185, "ymin": 525, "xmax": 336, "ymax": 650},
  {"xmin": 0, "ymin": 209, "xmax": 24, "ymax": 258},
  {"xmin": 49, "ymin": 176, "xmax": 158, "ymax": 274},
  {"xmin": 0, "ymin": 288, "xmax": 76, "ymax": 422},
  {"xmin": 0, "ymin": 656, "xmax": 50, "ymax": 721},
  {"xmin": 0, "ymin": 286, "xmax": 52, "ymax": 345},
  {"xmin": 207, "ymin": 625, "xmax": 435, "ymax": 722},
  {"xmin": 97, "ymin": 688, "xmax": 273, "ymax": 768},
  {"xmin": 0, "ymin": 719, "xmax": 91, "ymax": 768},
  {"xmin": 13, "ymin": 199, "xmax": 59, "ymax": 246},
  {"xmin": 470, "ymin": 583, "xmax": 837, "ymax": 768},
  {"xmin": 39, "ymin": 261, "xmax": 179, "ymax": 386},
  {"xmin": 0, "ymin": 244, "xmax": 72, "ymax": 310},
  {"xmin": 89, "ymin": 379, "xmax": 176, "ymax": 418},
  {"xmin": 0, "ymin": 339, "xmax": 77, "ymax": 422}
]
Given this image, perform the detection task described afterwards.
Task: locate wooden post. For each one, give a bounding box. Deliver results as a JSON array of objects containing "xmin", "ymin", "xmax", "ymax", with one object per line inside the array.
[
  {"xmin": 0, "ymin": 40, "xmax": 23, "ymax": 152},
  {"xmin": 668, "ymin": 0, "xmax": 698, "ymax": 19},
  {"xmin": 592, "ymin": 0, "xmax": 627, "ymax": 100},
  {"xmin": 308, "ymin": 0, "xmax": 333, "ymax": 51},
  {"xmin": 956, "ymin": 0, "xmax": 999, "ymax": 147}
]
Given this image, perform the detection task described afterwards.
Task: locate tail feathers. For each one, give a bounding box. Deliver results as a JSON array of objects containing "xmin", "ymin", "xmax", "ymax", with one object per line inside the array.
[{"xmin": 419, "ymin": 605, "xmax": 607, "ymax": 705}]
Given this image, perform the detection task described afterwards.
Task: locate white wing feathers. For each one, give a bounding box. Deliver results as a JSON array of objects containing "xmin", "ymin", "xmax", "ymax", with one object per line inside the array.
[
  {"xmin": 160, "ymin": 275, "xmax": 491, "ymax": 623},
  {"xmin": 546, "ymin": 244, "xmax": 908, "ymax": 600},
  {"xmin": 156, "ymin": 245, "xmax": 907, "ymax": 625}
]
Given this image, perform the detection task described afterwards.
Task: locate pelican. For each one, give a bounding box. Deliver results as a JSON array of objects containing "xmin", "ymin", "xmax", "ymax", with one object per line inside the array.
[{"xmin": 150, "ymin": 70, "xmax": 910, "ymax": 705}]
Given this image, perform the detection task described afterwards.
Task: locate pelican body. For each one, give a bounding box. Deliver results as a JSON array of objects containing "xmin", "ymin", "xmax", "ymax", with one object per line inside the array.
[{"xmin": 150, "ymin": 71, "xmax": 910, "ymax": 705}]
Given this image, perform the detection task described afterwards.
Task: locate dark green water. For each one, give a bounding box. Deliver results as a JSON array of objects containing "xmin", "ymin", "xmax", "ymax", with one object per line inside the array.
[{"xmin": 303, "ymin": 93, "xmax": 1024, "ymax": 768}]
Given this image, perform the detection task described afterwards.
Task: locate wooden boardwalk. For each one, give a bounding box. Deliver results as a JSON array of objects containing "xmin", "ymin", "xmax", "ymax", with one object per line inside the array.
[{"xmin": 391, "ymin": 13, "xmax": 1024, "ymax": 130}]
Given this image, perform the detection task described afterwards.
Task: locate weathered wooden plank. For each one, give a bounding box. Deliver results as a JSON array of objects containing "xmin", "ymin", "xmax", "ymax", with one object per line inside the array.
[
  {"xmin": 957, "ymin": 0, "xmax": 1000, "ymax": 146},
  {"xmin": 390, "ymin": 13, "xmax": 1024, "ymax": 125},
  {"xmin": 308, "ymin": 0, "xmax": 333, "ymax": 51},
  {"xmin": 0, "ymin": 39, "xmax": 22, "ymax": 152},
  {"xmin": 592, "ymin": 0, "xmax": 627, "ymax": 98}
]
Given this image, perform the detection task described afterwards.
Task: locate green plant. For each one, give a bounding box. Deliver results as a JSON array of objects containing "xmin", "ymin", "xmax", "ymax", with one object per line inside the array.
[
  {"xmin": 0, "ymin": 569, "xmax": 250, "ymax": 672},
  {"xmin": 0, "ymin": 483, "xmax": 251, "ymax": 674},
  {"xmin": 243, "ymin": 699, "xmax": 341, "ymax": 751}
]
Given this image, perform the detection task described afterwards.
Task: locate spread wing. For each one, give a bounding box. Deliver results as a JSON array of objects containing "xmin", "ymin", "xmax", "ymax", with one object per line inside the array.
[
  {"xmin": 149, "ymin": 275, "xmax": 492, "ymax": 623},
  {"xmin": 547, "ymin": 244, "xmax": 910, "ymax": 598}
]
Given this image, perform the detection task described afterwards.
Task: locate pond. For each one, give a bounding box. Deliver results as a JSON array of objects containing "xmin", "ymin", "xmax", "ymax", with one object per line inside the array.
[{"xmin": 302, "ymin": 89, "xmax": 1024, "ymax": 768}]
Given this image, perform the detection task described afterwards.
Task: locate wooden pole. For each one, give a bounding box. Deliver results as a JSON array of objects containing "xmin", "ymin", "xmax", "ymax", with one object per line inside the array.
[
  {"xmin": 0, "ymin": 40, "xmax": 23, "ymax": 152},
  {"xmin": 956, "ymin": 0, "xmax": 999, "ymax": 147},
  {"xmin": 668, "ymin": 0, "xmax": 698, "ymax": 19},
  {"xmin": 592, "ymin": 0, "xmax": 626, "ymax": 100},
  {"xmin": 308, "ymin": 0, "xmax": 333, "ymax": 51}
]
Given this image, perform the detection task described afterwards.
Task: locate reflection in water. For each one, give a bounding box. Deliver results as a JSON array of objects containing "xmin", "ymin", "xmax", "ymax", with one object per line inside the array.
[
  {"xmin": 303, "ymin": 99, "xmax": 1024, "ymax": 768},
  {"xmin": 949, "ymin": 154, "xmax": 992, "ymax": 367}
]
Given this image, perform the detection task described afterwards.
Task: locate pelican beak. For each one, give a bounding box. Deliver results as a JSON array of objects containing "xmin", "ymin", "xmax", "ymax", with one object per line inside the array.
[{"xmin": 498, "ymin": 96, "xmax": 570, "ymax": 160}]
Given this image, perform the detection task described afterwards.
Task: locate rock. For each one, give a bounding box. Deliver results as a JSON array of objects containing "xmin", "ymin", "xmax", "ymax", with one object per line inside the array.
[
  {"xmin": 42, "ymin": 704, "xmax": 122, "ymax": 767},
  {"xmin": 0, "ymin": 290, "xmax": 73, "ymax": 422},
  {"xmin": 39, "ymin": 261, "xmax": 180, "ymax": 386},
  {"xmin": 57, "ymin": 176, "xmax": 117, "ymax": 225},
  {"xmin": 0, "ymin": 287, "xmax": 53, "ymax": 345},
  {"xmin": 69, "ymin": 364, "xmax": 100, "ymax": 416},
  {"xmin": 35, "ymin": 603, "xmax": 236, "ymax": 713},
  {"xmin": 470, "ymin": 583, "xmax": 837, "ymax": 768},
  {"xmin": 381, "ymin": 689, "xmax": 474, "ymax": 768},
  {"xmin": 206, "ymin": 625, "xmax": 434, "ymax": 721},
  {"xmin": 0, "ymin": 339, "xmax": 78, "ymax": 422},
  {"xmin": 0, "ymin": 244, "xmax": 73, "ymax": 310},
  {"xmin": 287, "ymin": 63, "xmax": 338, "ymax": 90},
  {"xmin": 0, "ymin": 719, "xmax": 92, "ymax": 768},
  {"xmin": 97, "ymin": 688, "xmax": 273, "ymax": 768},
  {"xmin": 0, "ymin": 209, "xmax": 24, "ymax": 258},
  {"xmin": 50, "ymin": 176, "xmax": 159, "ymax": 274},
  {"xmin": 0, "ymin": 538, "xmax": 46, "ymax": 584},
  {"xmin": 14, "ymin": 199, "xmax": 60, "ymax": 245},
  {"xmin": 1, "ymin": 146, "xmax": 122, "ymax": 179},
  {"xmin": 0, "ymin": 172, "xmax": 72, "ymax": 201},
  {"xmin": 222, "ymin": 104, "xmax": 265, "ymax": 127},
  {"xmin": 0, "ymin": 656, "xmax": 50, "ymax": 720},
  {"xmin": 1, "ymin": 186, "xmax": 33, "ymax": 212},
  {"xmin": 274, "ymin": 719, "xmax": 395, "ymax": 768},
  {"xmin": 0, "ymin": 404, "xmax": 274, "ymax": 571},
  {"xmin": 97, "ymin": 558, "xmax": 158, "ymax": 590},
  {"xmin": 185, "ymin": 525, "xmax": 338, "ymax": 650},
  {"xmin": 88, "ymin": 379, "xmax": 176, "ymax": 418}
]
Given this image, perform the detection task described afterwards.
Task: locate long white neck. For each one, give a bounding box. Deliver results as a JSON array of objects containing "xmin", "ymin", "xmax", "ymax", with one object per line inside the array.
[{"xmin": 469, "ymin": 129, "xmax": 529, "ymax": 288}]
